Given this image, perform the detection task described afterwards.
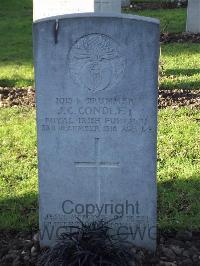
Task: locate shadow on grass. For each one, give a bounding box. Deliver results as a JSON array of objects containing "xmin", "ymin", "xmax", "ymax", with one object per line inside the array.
[
  {"xmin": 165, "ymin": 68, "xmax": 200, "ymax": 77},
  {"xmin": 0, "ymin": 78, "xmax": 34, "ymax": 87},
  {"xmin": 158, "ymin": 175, "xmax": 200, "ymax": 230},
  {"xmin": 0, "ymin": 192, "xmax": 38, "ymax": 231},
  {"xmin": 161, "ymin": 68, "xmax": 200, "ymax": 89},
  {"xmin": 161, "ymin": 81, "xmax": 200, "ymax": 90},
  {"xmin": 0, "ymin": 177, "xmax": 199, "ymax": 231},
  {"xmin": 160, "ymin": 80, "xmax": 200, "ymax": 90}
]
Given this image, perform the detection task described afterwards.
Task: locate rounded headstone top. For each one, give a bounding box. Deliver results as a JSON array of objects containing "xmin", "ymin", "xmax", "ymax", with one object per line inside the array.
[{"xmin": 34, "ymin": 13, "xmax": 160, "ymax": 25}]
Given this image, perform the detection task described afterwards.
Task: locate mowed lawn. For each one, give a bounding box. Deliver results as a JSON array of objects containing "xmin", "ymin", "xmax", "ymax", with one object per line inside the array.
[
  {"xmin": 0, "ymin": 0, "xmax": 199, "ymax": 89},
  {"xmin": 128, "ymin": 8, "xmax": 187, "ymax": 33},
  {"xmin": 0, "ymin": 0, "xmax": 33, "ymax": 87},
  {"xmin": 0, "ymin": 107, "xmax": 199, "ymax": 230}
]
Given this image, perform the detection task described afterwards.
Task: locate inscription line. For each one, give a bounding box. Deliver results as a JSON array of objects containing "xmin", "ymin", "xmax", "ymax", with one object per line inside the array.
[
  {"xmin": 75, "ymin": 162, "xmax": 120, "ymax": 168},
  {"xmin": 74, "ymin": 138, "xmax": 120, "ymax": 168}
]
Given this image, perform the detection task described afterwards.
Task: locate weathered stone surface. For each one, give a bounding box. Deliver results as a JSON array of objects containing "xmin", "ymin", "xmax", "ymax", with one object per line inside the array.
[
  {"xmin": 33, "ymin": 0, "xmax": 121, "ymax": 21},
  {"xmin": 33, "ymin": 13, "xmax": 160, "ymax": 250}
]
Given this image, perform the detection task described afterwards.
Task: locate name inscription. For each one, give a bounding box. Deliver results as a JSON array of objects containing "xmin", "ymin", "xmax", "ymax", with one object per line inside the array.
[{"xmin": 41, "ymin": 97, "xmax": 152, "ymax": 134}]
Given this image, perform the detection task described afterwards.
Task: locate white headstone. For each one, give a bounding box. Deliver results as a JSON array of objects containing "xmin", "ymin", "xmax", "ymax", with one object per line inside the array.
[
  {"xmin": 33, "ymin": 0, "xmax": 121, "ymax": 21},
  {"xmin": 186, "ymin": 0, "xmax": 200, "ymax": 33},
  {"xmin": 33, "ymin": 13, "xmax": 160, "ymax": 251}
]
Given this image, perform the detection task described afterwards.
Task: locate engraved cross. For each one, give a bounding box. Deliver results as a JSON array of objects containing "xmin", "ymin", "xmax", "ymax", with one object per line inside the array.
[
  {"xmin": 74, "ymin": 138, "xmax": 120, "ymax": 204},
  {"xmin": 75, "ymin": 138, "xmax": 120, "ymax": 169}
]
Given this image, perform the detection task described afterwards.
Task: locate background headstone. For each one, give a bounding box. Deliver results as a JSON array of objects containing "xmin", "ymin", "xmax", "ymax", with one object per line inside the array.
[
  {"xmin": 95, "ymin": 0, "xmax": 121, "ymax": 12},
  {"xmin": 121, "ymin": 0, "xmax": 131, "ymax": 7},
  {"xmin": 186, "ymin": 0, "xmax": 200, "ymax": 33},
  {"xmin": 33, "ymin": 0, "xmax": 121, "ymax": 21},
  {"xmin": 33, "ymin": 13, "xmax": 160, "ymax": 251}
]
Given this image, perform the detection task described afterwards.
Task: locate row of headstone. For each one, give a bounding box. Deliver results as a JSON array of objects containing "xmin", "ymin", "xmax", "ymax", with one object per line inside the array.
[
  {"xmin": 34, "ymin": 0, "xmax": 200, "ymax": 33},
  {"xmin": 33, "ymin": 0, "xmax": 160, "ymax": 251},
  {"xmin": 33, "ymin": 0, "xmax": 121, "ymax": 21}
]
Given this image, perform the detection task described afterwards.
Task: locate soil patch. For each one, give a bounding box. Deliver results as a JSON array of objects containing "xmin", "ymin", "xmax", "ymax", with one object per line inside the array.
[
  {"xmin": 0, "ymin": 230, "xmax": 199, "ymax": 265},
  {"xmin": 161, "ymin": 33, "xmax": 200, "ymax": 44},
  {"xmin": 158, "ymin": 89, "xmax": 200, "ymax": 109},
  {"xmin": 124, "ymin": 2, "xmax": 187, "ymax": 10},
  {"xmin": 0, "ymin": 87, "xmax": 35, "ymax": 108},
  {"xmin": 0, "ymin": 87, "xmax": 199, "ymax": 109}
]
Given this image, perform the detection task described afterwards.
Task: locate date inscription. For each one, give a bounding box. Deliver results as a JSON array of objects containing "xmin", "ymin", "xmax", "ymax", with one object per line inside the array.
[{"xmin": 40, "ymin": 97, "xmax": 153, "ymax": 134}]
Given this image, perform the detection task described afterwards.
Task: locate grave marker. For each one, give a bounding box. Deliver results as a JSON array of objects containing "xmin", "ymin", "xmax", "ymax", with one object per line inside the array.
[
  {"xmin": 186, "ymin": 0, "xmax": 200, "ymax": 33},
  {"xmin": 33, "ymin": 13, "xmax": 160, "ymax": 250}
]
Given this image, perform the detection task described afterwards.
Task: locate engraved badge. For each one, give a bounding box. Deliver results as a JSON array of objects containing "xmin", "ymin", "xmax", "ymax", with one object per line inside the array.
[{"xmin": 68, "ymin": 34, "xmax": 126, "ymax": 92}]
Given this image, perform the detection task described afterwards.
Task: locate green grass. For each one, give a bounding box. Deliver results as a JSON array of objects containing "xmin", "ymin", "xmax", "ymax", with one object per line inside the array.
[
  {"xmin": 129, "ymin": 8, "xmax": 187, "ymax": 33},
  {"xmin": 0, "ymin": 107, "xmax": 38, "ymax": 230},
  {"xmin": 0, "ymin": 0, "xmax": 33, "ymax": 87},
  {"xmin": 0, "ymin": 107, "xmax": 199, "ymax": 230},
  {"xmin": 160, "ymin": 43, "xmax": 200, "ymax": 89},
  {"xmin": 158, "ymin": 108, "xmax": 200, "ymax": 229}
]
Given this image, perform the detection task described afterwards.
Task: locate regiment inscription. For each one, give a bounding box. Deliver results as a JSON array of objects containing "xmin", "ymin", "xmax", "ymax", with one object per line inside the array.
[
  {"xmin": 69, "ymin": 34, "xmax": 126, "ymax": 92},
  {"xmin": 41, "ymin": 96, "xmax": 152, "ymax": 134}
]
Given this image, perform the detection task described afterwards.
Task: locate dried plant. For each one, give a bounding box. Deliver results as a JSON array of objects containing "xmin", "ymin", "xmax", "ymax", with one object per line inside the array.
[{"xmin": 38, "ymin": 218, "xmax": 135, "ymax": 266}]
